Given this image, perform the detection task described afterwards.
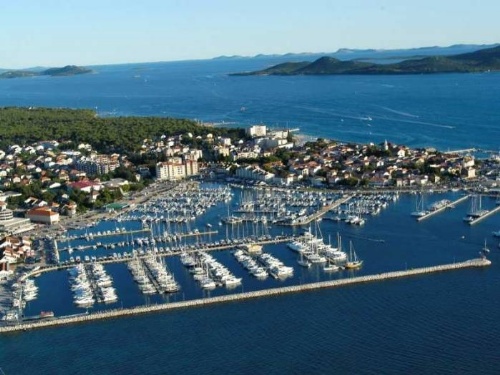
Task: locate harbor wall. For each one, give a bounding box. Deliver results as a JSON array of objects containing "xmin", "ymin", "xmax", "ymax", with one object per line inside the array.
[{"xmin": 0, "ymin": 258, "xmax": 490, "ymax": 334}]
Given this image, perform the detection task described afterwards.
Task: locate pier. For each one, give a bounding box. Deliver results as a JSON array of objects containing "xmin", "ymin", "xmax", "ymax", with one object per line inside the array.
[
  {"xmin": 56, "ymin": 230, "xmax": 219, "ymax": 252},
  {"xmin": 26, "ymin": 236, "xmax": 300, "ymax": 277},
  {"xmin": 0, "ymin": 258, "xmax": 490, "ymax": 333},
  {"xmin": 281, "ymin": 196, "xmax": 351, "ymax": 226},
  {"xmin": 417, "ymin": 195, "xmax": 470, "ymax": 221},
  {"xmin": 467, "ymin": 205, "xmax": 500, "ymax": 226}
]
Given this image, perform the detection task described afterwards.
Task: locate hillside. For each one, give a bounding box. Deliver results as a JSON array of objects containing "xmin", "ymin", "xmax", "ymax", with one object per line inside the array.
[
  {"xmin": 0, "ymin": 65, "xmax": 92, "ymax": 79},
  {"xmin": 41, "ymin": 65, "xmax": 92, "ymax": 76},
  {"xmin": 232, "ymin": 45, "xmax": 500, "ymax": 76}
]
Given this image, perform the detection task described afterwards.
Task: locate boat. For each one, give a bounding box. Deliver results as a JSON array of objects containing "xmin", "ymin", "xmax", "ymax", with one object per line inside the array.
[
  {"xmin": 39, "ymin": 311, "xmax": 55, "ymax": 319},
  {"xmin": 344, "ymin": 241, "xmax": 363, "ymax": 269},
  {"xmin": 411, "ymin": 192, "xmax": 428, "ymax": 217},
  {"xmin": 463, "ymin": 194, "xmax": 489, "ymax": 222},
  {"xmin": 492, "ymin": 230, "xmax": 500, "ymax": 238},
  {"xmin": 297, "ymin": 252, "xmax": 311, "ymax": 268},
  {"xmin": 480, "ymin": 239, "xmax": 490, "ymax": 255},
  {"xmin": 323, "ymin": 261, "xmax": 340, "ymax": 272}
]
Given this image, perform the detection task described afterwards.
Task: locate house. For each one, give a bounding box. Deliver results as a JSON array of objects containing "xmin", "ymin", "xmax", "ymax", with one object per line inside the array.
[{"xmin": 26, "ymin": 207, "xmax": 60, "ymax": 225}]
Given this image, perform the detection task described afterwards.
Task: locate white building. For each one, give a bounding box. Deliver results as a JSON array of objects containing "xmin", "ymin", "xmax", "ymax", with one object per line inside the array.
[
  {"xmin": 235, "ymin": 166, "xmax": 275, "ymax": 182},
  {"xmin": 246, "ymin": 125, "xmax": 267, "ymax": 138},
  {"xmin": 26, "ymin": 207, "xmax": 60, "ymax": 225},
  {"xmin": 156, "ymin": 158, "xmax": 199, "ymax": 181},
  {"xmin": 0, "ymin": 202, "xmax": 34, "ymax": 235}
]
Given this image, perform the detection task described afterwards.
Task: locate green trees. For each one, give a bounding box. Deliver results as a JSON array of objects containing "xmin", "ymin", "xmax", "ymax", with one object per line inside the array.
[{"xmin": 0, "ymin": 107, "xmax": 245, "ymax": 154}]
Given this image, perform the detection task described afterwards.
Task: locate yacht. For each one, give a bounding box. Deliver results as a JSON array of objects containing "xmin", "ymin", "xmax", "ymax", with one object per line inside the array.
[{"xmin": 345, "ymin": 241, "xmax": 363, "ymax": 269}]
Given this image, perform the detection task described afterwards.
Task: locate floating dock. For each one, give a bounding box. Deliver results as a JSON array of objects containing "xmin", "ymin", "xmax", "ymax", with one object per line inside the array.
[
  {"xmin": 27, "ymin": 236, "xmax": 299, "ymax": 276},
  {"xmin": 0, "ymin": 257, "xmax": 490, "ymax": 333},
  {"xmin": 417, "ymin": 195, "xmax": 469, "ymax": 222}
]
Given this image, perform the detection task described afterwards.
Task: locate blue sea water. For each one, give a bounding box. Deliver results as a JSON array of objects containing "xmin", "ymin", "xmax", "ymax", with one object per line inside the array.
[
  {"xmin": 0, "ymin": 58, "xmax": 499, "ymax": 151},
  {"xmin": 0, "ymin": 59, "xmax": 500, "ymax": 374}
]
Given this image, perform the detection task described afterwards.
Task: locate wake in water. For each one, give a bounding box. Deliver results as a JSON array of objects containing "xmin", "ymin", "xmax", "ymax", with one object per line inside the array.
[
  {"xmin": 379, "ymin": 106, "xmax": 420, "ymax": 118},
  {"xmin": 386, "ymin": 117, "xmax": 455, "ymax": 129}
]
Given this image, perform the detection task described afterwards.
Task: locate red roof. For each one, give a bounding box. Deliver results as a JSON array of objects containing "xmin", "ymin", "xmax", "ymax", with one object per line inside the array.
[
  {"xmin": 28, "ymin": 208, "xmax": 57, "ymax": 217},
  {"xmin": 69, "ymin": 181, "xmax": 98, "ymax": 190}
]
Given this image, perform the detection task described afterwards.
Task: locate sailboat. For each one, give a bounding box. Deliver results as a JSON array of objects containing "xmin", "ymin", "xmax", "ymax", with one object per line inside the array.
[
  {"xmin": 411, "ymin": 192, "xmax": 427, "ymax": 217},
  {"xmin": 345, "ymin": 241, "xmax": 363, "ymax": 269},
  {"xmin": 463, "ymin": 194, "xmax": 489, "ymax": 222},
  {"xmin": 297, "ymin": 251, "xmax": 311, "ymax": 268},
  {"xmin": 480, "ymin": 239, "xmax": 490, "ymax": 256}
]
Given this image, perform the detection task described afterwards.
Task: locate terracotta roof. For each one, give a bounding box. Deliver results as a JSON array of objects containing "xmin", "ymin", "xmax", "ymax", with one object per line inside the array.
[{"xmin": 27, "ymin": 207, "xmax": 57, "ymax": 217}]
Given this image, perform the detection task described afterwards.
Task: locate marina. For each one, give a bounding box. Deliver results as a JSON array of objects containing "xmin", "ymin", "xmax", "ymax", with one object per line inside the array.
[
  {"xmin": 0, "ymin": 45, "xmax": 499, "ymax": 374},
  {"xmin": 1, "ymin": 184, "xmax": 497, "ymax": 333},
  {"xmin": 0, "ymin": 257, "xmax": 490, "ymax": 333}
]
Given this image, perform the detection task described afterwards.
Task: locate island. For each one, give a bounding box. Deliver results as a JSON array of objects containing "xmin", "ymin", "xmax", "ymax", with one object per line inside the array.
[
  {"xmin": 0, "ymin": 65, "xmax": 93, "ymax": 79},
  {"xmin": 231, "ymin": 45, "xmax": 500, "ymax": 75}
]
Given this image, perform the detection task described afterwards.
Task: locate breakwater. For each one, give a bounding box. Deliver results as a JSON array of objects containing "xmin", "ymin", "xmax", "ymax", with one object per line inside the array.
[{"xmin": 1, "ymin": 258, "xmax": 490, "ymax": 334}]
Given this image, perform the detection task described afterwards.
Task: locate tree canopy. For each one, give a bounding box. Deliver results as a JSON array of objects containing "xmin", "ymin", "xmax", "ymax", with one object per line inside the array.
[{"xmin": 0, "ymin": 107, "xmax": 245, "ymax": 153}]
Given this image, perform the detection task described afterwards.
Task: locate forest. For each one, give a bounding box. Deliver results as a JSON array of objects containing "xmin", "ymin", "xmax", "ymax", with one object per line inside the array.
[{"xmin": 0, "ymin": 107, "xmax": 246, "ymax": 153}]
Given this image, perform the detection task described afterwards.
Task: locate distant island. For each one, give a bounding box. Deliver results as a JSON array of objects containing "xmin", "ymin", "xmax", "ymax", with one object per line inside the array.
[
  {"xmin": 231, "ymin": 45, "xmax": 500, "ymax": 76},
  {"xmin": 0, "ymin": 65, "xmax": 92, "ymax": 79}
]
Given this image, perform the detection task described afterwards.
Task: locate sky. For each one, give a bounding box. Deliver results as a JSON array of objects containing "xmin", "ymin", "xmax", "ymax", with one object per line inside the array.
[{"xmin": 1, "ymin": 0, "xmax": 499, "ymax": 68}]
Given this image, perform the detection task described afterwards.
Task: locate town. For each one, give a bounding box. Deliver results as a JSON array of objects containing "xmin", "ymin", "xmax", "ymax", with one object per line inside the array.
[{"xmin": 0, "ymin": 118, "xmax": 499, "ymax": 279}]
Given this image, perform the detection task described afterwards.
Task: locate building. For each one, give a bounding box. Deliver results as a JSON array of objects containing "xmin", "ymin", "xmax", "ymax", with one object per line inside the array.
[
  {"xmin": 26, "ymin": 207, "xmax": 60, "ymax": 225},
  {"xmin": 74, "ymin": 154, "xmax": 120, "ymax": 175},
  {"xmin": 235, "ymin": 165, "xmax": 275, "ymax": 182},
  {"xmin": 246, "ymin": 125, "xmax": 267, "ymax": 138},
  {"xmin": 0, "ymin": 235, "xmax": 33, "ymax": 264},
  {"xmin": 156, "ymin": 158, "xmax": 199, "ymax": 180},
  {"xmin": 0, "ymin": 202, "xmax": 34, "ymax": 235}
]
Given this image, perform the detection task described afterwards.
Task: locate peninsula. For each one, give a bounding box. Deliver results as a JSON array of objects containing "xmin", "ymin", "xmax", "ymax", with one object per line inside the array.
[
  {"xmin": 0, "ymin": 65, "xmax": 92, "ymax": 79},
  {"xmin": 231, "ymin": 45, "xmax": 500, "ymax": 75}
]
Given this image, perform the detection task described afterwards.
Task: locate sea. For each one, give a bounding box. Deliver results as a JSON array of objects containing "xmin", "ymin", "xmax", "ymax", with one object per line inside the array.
[{"xmin": 0, "ymin": 55, "xmax": 500, "ymax": 374}]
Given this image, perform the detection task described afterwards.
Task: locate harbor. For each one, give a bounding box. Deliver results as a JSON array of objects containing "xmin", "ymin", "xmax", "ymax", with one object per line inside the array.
[
  {"xmin": 416, "ymin": 195, "xmax": 470, "ymax": 221},
  {"xmin": 1, "ymin": 182, "xmax": 498, "ymax": 333},
  {"xmin": 0, "ymin": 257, "xmax": 490, "ymax": 333}
]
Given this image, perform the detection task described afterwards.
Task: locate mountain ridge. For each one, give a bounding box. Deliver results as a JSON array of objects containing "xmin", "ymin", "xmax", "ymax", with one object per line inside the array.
[{"xmin": 231, "ymin": 45, "xmax": 500, "ymax": 76}]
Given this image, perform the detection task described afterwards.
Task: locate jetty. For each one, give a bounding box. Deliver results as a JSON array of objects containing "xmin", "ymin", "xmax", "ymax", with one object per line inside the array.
[
  {"xmin": 467, "ymin": 205, "xmax": 500, "ymax": 226},
  {"xmin": 281, "ymin": 196, "xmax": 351, "ymax": 226},
  {"xmin": 417, "ymin": 195, "xmax": 469, "ymax": 221},
  {"xmin": 0, "ymin": 257, "xmax": 490, "ymax": 333}
]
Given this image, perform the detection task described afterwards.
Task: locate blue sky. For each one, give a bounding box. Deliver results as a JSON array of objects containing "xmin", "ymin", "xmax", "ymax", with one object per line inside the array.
[{"xmin": 1, "ymin": 0, "xmax": 499, "ymax": 68}]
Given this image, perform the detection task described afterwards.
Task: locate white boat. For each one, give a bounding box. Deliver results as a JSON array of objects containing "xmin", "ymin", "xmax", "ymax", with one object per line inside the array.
[
  {"xmin": 200, "ymin": 277, "xmax": 216, "ymax": 290},
  {"xmin": 480, "ymin": 239, "xmax": 490, "ymax": 255},
  {"xmin": 323, "ymin": 262, "xmax": 340, "ymax": 272},
  {"xmin": 411, "ymin": 192, "xmax": 428, "ymax": 217},
  {"xmin": 345, "ymin": 241, "xmax": 363, "ymax": 269},
  {"xmin": 223, "ymin": 276, "xmax": 242, "ymax": 287},
  {"xmin": 297, "ymin": 252, "xmax": 311, "ymax": 268}
]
